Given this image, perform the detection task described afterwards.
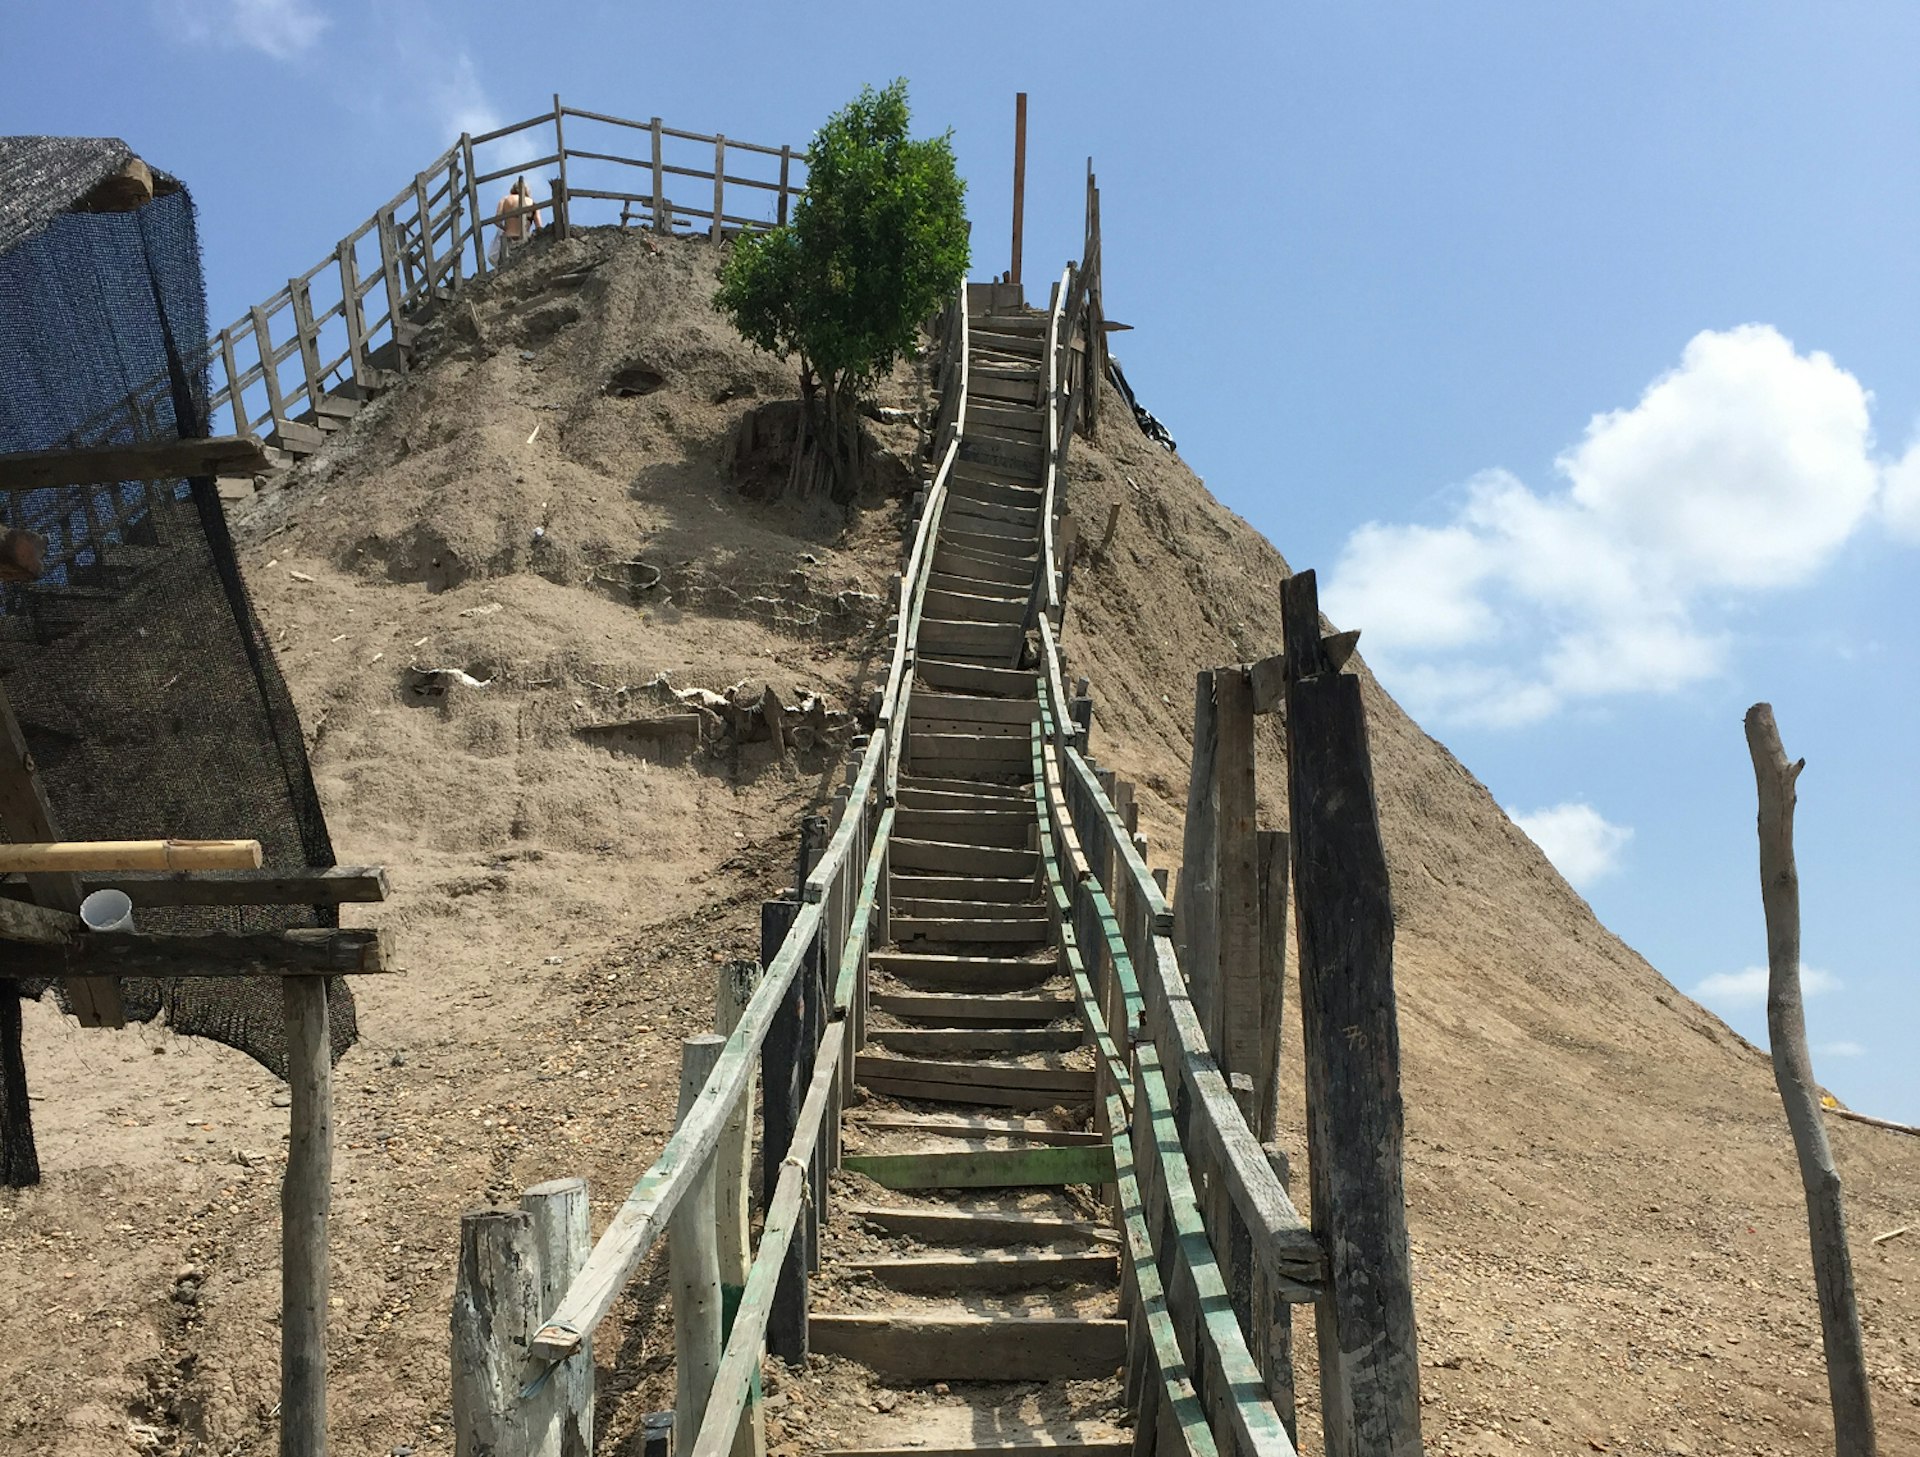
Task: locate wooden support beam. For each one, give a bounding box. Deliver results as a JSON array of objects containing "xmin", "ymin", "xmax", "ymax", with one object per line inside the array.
[
  {"xmin": 0, "ymin": 838, "xmax": 261, "ymax": 873},
  {"xmin": 281, "ymin": 973, "xmax": 331, "ymax": 1457},
  {"xmin": 452, "ymin": 1207, "xmax": 542, "ymax": 1457},
  {"xmin": 1214, "ymin": 666, "xmax": 1260, "ymax": 1085},
  {"xmin": 1177, "ymin": 669, "xmax": 1220, "ymax": 1031},
  {"xmin": 7, "ymin": 865, "xmax": 393, "ymax": 908},
  {"xmin": 841, "ymin": 1143, "xmax": 1115, "ymax": 1190},
  {"xmin": 523, "ymin": 1177, "xmax": 594, "ymax": 1456},
  {"xmin": 1281, "ymin": 569, "xmax": 1421, "ymax": 1457},
  {"xmin": 712, "ymin": 960, "xmax": 765, "ymax": 1457},
  {"xmin": 0, "ymin": 927, "xmax": 389, "ymax": 977}
]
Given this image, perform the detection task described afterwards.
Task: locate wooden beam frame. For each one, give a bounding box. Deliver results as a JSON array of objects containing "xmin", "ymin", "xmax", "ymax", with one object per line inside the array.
[
  {"xmin": 0, "ymin": 925, "xmax": 389, "ymax": 976},
  {"xmin": 0, "ymin": 865, "xmax": 388, "ymax": 908},
  {"xmin": 0, "ymin": 435, "xmax": 272, "ymax": 491}
]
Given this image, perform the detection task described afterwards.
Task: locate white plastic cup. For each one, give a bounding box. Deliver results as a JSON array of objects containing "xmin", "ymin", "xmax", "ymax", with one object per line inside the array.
[{"xmin": 79, "ymin": 889, "xmax": 135, "ymax": 933}]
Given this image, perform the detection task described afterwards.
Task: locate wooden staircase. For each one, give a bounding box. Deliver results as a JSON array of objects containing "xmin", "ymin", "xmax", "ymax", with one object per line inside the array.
[{"xmin": 810, "ymin": 297, "xmax": 1128, "ymax": 1457}]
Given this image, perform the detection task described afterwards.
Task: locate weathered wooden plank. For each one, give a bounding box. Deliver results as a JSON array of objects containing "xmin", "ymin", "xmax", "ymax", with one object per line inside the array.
[
  {"xmin": 890, "ymin": 839, "xmax": 1035, "ymax": 877},
  {"xmin": 281, "ymin": 974, "xmax": 331, "ymax": 1457},
  {"xmin": 898, "ymin": 771, "xmax": 1029, "ymax": 799},
  {"xmin": 850, "ymin": 1112, "xmax": 1101, "ymax": 1144},
  {"xmin": 892, "ymin": 917, "xmax": 1049, "ymax": 944},
  {"xmin": 919, "ymin": 620, "xmax": 1027, "ymax": 656},
  {"xmin": 843, "ymin": 1202, "xmax": 1117, "ymax": 1247},
  {"xmin": 855, "ymin": 1074, "xmax": 1089, "ymax": 1112},
  {"xmin": 0, "ymin": 436, "xmax": 272, "ymax": 490},
  {"xmin": 923, "ymin": 588, "xmax": 1028, "ymax": 625},
  {"xmin": 1281, "ymin": 569, "xmax": 1421, "ymax": 1457},
  {"xmin": 914, "ymin": 659, "xmax": 1037, "ymax": 698},
  {"xmin": 856, "ymin": 1054, "xmax": 1092, "ymax": 1095},
  {"xmin": 1178, "ymin": 670, "xmax": 1221, "ymax": 1041},
  {"xmin": 843, "ymin": 1143, "xmax": 1114, "ymax": 1189},
  {"xmin": 889, "ymin": 873, "xmax": 1035, "ymax": 902},
  {"xmin": 42, "ymin": 865, "xmax": 391, "ymax": 908},
  {"xmin": 1215, "ymin": 665, "xmax": 1261, "ymax": 1085},
  {"xmin": 895, "ymin": 809, "xmax": 1034, "ymax": 847},
  {"xmin": 0, "ymin": 927, "xmax": 387, "ymax": 978},
  {"xmin": 1255, "ymin": 829, "xmax": 1288, "ymax": 1144},
  {"xmin": 890, "ymin": 899, "xmax": 1047, "ymax": 925},
  {"xmin": 871, "ymin": 990, "xmax": 1075, "ymax": 1025},
  {"xmin": 840, "ymin": 1251, "xmax": 1117, "ymax": 1292},
  {"xmin": 809, "ymin": 1315, "xmax": 1126, "ymax": 1381},
  {"xmin": 911, "ymin": 734, "xmax": 1032, "ymax": 765}
]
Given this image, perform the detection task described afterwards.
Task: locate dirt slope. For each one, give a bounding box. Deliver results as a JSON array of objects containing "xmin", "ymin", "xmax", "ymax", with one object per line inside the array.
[
  {"xmin": 1056, "ymin": 388, "xmax": 1920, "ymax": 1455},
  {"xmin": 0, "ymin": 227, "xmax": 1912, "ymax": 1457}
]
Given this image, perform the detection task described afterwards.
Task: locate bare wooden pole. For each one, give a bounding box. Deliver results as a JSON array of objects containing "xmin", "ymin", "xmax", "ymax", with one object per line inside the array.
[
  {"xmin": 1214, "ymin": 667, "xmax": 1259, "ymax": 1083},
  {"xmin": 1744, "ymin": 703, "xmax": 1878, "ymax": 1457},
  {"xmin": 1176, "ymin": 670, "xmax": 1220, "ymax": 1030},
  {"xmin": 1282, "ymin": 569, "xmax": 1421, "ymax": 1457},
  {"xmin": 1255, "ymin": 828, "xmax": 1290, "ymax": 1145},
  {"xmin": 713, "ymin": 961, "xmax": 766, "ymax": 1457},
  {"xmin": 1011, "ymin": 93, "xmax": 1028, "ymax": 288},
  {"xmin": 672, "ymin": 1035, "xmax": 726, "ymax": 1445},
  {"xmin": 452, "ymin": 1207, "xmax": 541, "ymax": 1457},
  {"xmin": 523, "ymin": 1178, "xmax": 593, "ymax": 1456},
  {"xmin": 281, "ymin": 975, "xmax": 332, "ymax": 1457}
]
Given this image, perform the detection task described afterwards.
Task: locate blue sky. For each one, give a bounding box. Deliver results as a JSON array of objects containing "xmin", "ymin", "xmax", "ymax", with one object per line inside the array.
[{"xmin": 7, "ymin": 1, "xmax": 1914, "ymax": 1121}]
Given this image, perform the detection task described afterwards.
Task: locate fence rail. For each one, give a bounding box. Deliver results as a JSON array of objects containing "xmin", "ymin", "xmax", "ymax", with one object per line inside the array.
[{"xmin": 67, "ymin": 97, "xmax": 807, "ymax": 468}]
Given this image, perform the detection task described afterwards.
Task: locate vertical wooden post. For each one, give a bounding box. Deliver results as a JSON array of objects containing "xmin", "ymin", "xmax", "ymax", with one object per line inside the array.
[
  {"xmin": 651, "ymin": 118, "xmax": 669, "ymax": 232},
  {"xmin": 250, "ymin": 305, "xmax": 289, "ymax": 436},
  {"xmin": 1281, "ymin": 569, "xmax": 1421, "ymax": 1457},
  {"xmin": 452, "ymin": 1206, "xmax": 540, "ymax": 1457},
  {"xmin": 374, "ymin": 212, "xmax": 410, "ymax": 373},
  {"xmin": 281, "ymin": 976, "xmax": 332, "ymax": 1457},
  {"xmin": 712, "ymin": 136, "xmax": 727, "ymax": 243},
  {"xmin": 552, "ymin": 94, "xmax": 570, "ymax": 235},
  {"xmin": 220, "ymin": 329, "xmax": 249, "ymax": 435},
  {"xmin": 777, "ymin": 145, "xmax": 792, "ymax": 226},
  {"xmin": 1011, "ymin": 92, "xmax": 1027, "ymax": 287},
  {"xmin": 0, "ymin": 993, "xmax": 36, "ymax": 1188},
  {"xmin": 462, "ymin": 134, "xmax": 488, "ymax": 276},
  {"xmin": 1214, "ymin": 666, "xmax": 1260, "ymax": 1085},
  {"xmin": 412, "ymin": 173, "xmax": 438, "ymax": 294},
  {"xmin": 713, "ymin": 960, "xmax": 767, "ymax": 1457},
  {"xmin": 288, "ymin": 278, "xmax": 325, "ymax": 415},
  {"xmin": 1177, "ymin": 670, "xmax": 1219, "ymax": 1030},
  {"xmin": 523, "ymin": 1177, "xmax": 592, "ymax": 1456},
  {"xmin": 1744, "ymin": 705, "xmax": 1878, "ymax": 1457},
  {"xmin": 335, "ymin": 242, "xmax": 369, "ymax": 387},
  {"xmin": 1255, "ymin": 828, "xmax": 1289, "ymax": 1145},
  {"xmin": 672, "ymin": 1035, "xmax": 726, "ymax": 1448},
  {"xmin": 1252, "ymin": 1149, "xmax": 1298, "ymax": 1445}
]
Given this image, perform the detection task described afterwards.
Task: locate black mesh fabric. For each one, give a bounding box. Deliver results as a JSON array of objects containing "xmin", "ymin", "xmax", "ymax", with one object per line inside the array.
[{"xmin": 0, "ymin": 138, "xmax": 355, "ymax": 1184}]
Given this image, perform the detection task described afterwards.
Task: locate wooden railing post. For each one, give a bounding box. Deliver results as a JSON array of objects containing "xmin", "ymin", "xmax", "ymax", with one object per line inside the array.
[
  {"xmin": 777, "ymin": 145, "xmax": 792, "ymax": 226},
  {"xmin": 249, "ymin": 304, "xmax": 289, "ymax": 438},
  {"xmin": 452, "ymin": 1207, "xmax": 540, "ymax": 1457},
  {"xmin": 712, "ymin": 135, "xmax": 727, "ymax": 243},
  {"xmin": 281, "ymin": 975, "xmax": 331, "ymax": 1457},
  {"xmin": 651, "ymin": 117, "xmax": 668, "ymax": 232},
  {"xmin": 672, "ymin": 1036, "xmax": 726, "ymax": 1448},
  {"xmin": 219, "ymin": 329, "xmax": 248, "ymax": 435},
  {"xmin": 288, "ymin": 277, "xmax": 324, "ymax": 415},
  {"xmin": 523, "ymin": 1177, "xmax": 592, "ymax": 1455},
  {"xmin": 411, "ymin": 173, "xmax": 437, "ymax": 294},
  {"xmin": 552, "ymin": 94, "xmax": 570, "ymax": 239},
  {"xmin": 461, "ymin": 133, "xmax": 488, "ymax": 276},
  {"xmin": 549, "ymin": 177, "xmax": 571, "ymax": 243},
  {"xmin": 757, "ymin": 897, "xmax": 815, "ymax": 1363},
  {"xmin": 374, "ymin": 211, "xmax": 409, "ymax": 374},
  {"xmin": 713, "ymin": 960, "xmax": 767, "ymax": 1457},
  {"xmin": 1281, "ymin": 568, "xmax": 1421, "ymax": 1457},
  {"xmin": 335, "ymin": 241, "xmax": 369, "ymax": 387}
]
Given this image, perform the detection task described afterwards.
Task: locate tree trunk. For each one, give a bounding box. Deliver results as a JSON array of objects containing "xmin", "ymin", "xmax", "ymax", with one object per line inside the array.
[{"xmin": 1744, "ymin": 703, "xmax": 1877, "ymax": 1457}]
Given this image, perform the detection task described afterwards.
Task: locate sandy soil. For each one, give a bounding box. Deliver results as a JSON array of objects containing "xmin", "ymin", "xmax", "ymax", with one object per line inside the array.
[{"xmin": 0, "ymin": 229, "xmax": 1914, "ymax": 1457}]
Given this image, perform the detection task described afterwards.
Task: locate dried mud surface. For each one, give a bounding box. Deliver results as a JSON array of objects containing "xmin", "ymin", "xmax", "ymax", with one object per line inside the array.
[{"xmin": 0, "ymin": 230, "xmax": 1914, "ymax": 1457}]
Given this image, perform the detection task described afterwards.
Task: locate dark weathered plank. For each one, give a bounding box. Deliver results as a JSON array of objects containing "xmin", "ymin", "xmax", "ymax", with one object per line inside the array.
[
  {"xmin": 0, "ymin": 926, "xmax": 388, "ymax": 977},
  {"xmin": 842, "ymin": 1203, "xmax": 1116, "ymax": 1247},
  {"xmin": 890, "ymin": 839, "xmax": 1036, "ymax": 878},
  {"xmin": 48, "ymin": 865, "xmax": 391, "ymax": 908},
  {"xmin": 1214, "ymin": 665, "xmax": 1261, "ymax": 1084},
  {"xmin": 869, "ymin": 1027, "xmax": 1082, "ymax": 1057},
  {"xmin": 856, "ymin": 1055, "xmax": 1092, "ymax": 1095},
  {"xmin": 870, "ymin": 990, "xmax": 1075, "ymax": 1025},
  {"xmin": 0, "ymin": 436, "xmax": 273, "ymax": 490},
  {"xmin": 850, "ymin": 1112, "xmax": 1100, "ymax": 1145},
  {"xmin": 1281, "ymin": 569, "xmax": 1421, "ymax": 1457}
]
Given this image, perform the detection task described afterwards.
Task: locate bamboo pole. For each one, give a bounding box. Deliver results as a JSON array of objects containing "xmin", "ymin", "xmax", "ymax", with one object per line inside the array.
[
  {"xmin": 0, "ymin": 838, "xmax": 262, "ymax": 873},
  {"xmin": 1744, "ymin": 704, "xmax": 1878, "ymax": 1457},
  {"xmin": 672, "ymin": 1035, "xmax": 726, "ymax": 1446}
]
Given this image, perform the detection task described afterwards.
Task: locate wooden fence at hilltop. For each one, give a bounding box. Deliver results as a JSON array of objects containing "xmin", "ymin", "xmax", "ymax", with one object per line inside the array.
[{"xmin": 65, "ymin": 97, "xmax": 805, "ymax": 466}]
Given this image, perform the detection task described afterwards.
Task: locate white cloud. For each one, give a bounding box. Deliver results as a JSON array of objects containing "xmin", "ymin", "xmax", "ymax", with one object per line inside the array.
[
  {"xmin": 1507, "ymin": 801, "xmax": 1633, "ymax": 887},
  {"xmin": 1817, "ymin": 1040, "xmax": 1866, "ymax": 1059},
  {"xmin": 433, "ymin": 52, "xmax": 544, "ymax": 169},
  {"xmin": 1691, "ymin": 964, "xmax": 1841, "ymax": 1007},
  {"xmin": 158, "ymin": 0, "xmax": 328, "ymax": 60},
  {"xmin": 1882, "ymin": 440, "xmax": 1920, "ymax": 541},
  {"xmin": 1325, "ymin": 324, "xmax": 1892, "ymax": 726}
]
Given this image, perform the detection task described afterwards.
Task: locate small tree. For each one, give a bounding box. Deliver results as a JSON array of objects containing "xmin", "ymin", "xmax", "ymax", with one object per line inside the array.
[{"xmin": 717, "ymin": 80, "xmax": 968, "ymax": 498}]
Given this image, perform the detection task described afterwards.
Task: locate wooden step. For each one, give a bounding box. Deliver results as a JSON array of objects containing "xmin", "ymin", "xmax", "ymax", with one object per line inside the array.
[
  {"xmin": 926, "ymin": 565, "xmax": 1032, "ymax": 599},
  {"xmin": 892, "ymin": 898, "xmax": 1047, "ymax": 923},
  {"xmin": 892, "ymin": 916, "xmax": 1049, "ymax": 945},
  {"xmin": 870, "ymin": 991, "xmax": 1076, "ymax": 1025},
  {"xmin": 948, "ymin": 463, "xmax": 1045, "ymax": 503},
  {"xmin": 914, "ymin": 659, "xmax": 1037, "ymax": 698},
  {"xmin": 828, "ymin": 1440, "xmax": 1128, "ymax": 1457},
  {"xmin": 857, "ymin": 1054, "xmax": 1094, "ymax": 1097},
  {"xmin": 890, "ymin": 839, "xmax": 1036, "ymax": 877},
  {"xmin": 872, "ymin": 950, "xmax": 1056, "ymax": 990},
  {"xmin": 897, "ymin": 772, "xmax": 1028, "ymax": 799},
  {"xmin": 850, "ymin": 1113, "xmax": 1104, "ymax": 1146},
  {"xmin": 810, "ymin": 1314, "xmax": 1124, "ymax": 1381},
  {"xmin": 932, "ymin": 539, "xmax": 1036, "ymax": 581},
  {"xmin": 836, "ymin": 1252, "xmax": 1117, "ymax": 1293},
  {"xmin": 940, "ymin": 528, "xmax": 1038, "ymax": 563},
  {"xmin": 895, "ymin": 809, "xmax": 1033, "ymax": 848},
  {"xmin": 892, "ymin": 787, "xmax": 1032, "ymax": 817},
  {"xmin": 917, "ymin": 621, "xmax": 1024, "ymax": 657},
  {"xmin": 946, "ymin": 494, "xmax": 1041, "ymax": 529},
  {"xmin": 923, "ymin": 587, "xmax": 1026, "ymax": 625},
  {"xmin": 966, "ymin": 375, "xmax": 1042, "ymax": 406},
  {"xmin": 910, "ymin": 733, "xmax": 1032, "ymax": 765},
  {"xmin": 968, "ymin": 402, "xmax": 1045, "ymax": 436},
  {"xmin": 943, "ymin": 506, "xmax": 1039, "ymax": 543},
  {"xmin": 841, "ymin": 1143, "xmax": 1115, "ymax": 1190},
  {"xmin": 976, "ymin": 313, "xmax": 1048, "ymax": 335},
  {"xmin": 960, "ymin": 436, "xmax": 1044, "ymax": 476},
  {"xmin": 910, "ymin": 693, "xmax": 1039, "ymax": 726},
  {"xmin": 889, "ymin": 872, "xmax": 1036, "ymax": 899},
  {"xmin": 843, "ymin": 1202, "xmax": 1116, "ymax": 1247},
  {"xmin": 869, "ymin": 1027, "xmax": 1084, "ymax": 1057}
]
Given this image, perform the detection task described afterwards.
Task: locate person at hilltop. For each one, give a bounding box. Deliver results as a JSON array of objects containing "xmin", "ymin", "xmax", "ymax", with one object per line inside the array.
[{"xmin": 490, "ymin": 175, "xmax": 543, "ymax": 266}]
